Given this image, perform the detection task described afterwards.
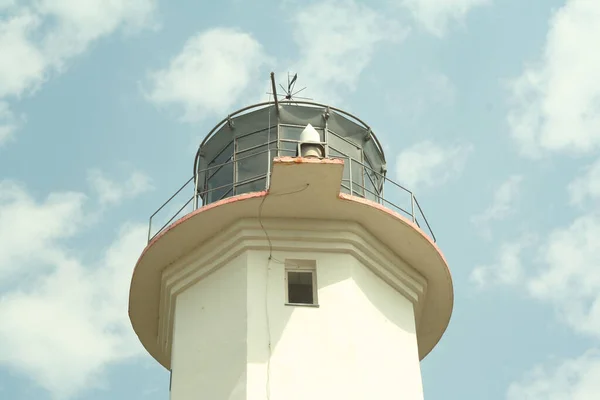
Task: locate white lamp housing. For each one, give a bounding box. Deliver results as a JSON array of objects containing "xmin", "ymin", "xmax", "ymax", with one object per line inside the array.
[{"xmin": 299, "ymin": 124, "xmax": 324, "ymax": 158}]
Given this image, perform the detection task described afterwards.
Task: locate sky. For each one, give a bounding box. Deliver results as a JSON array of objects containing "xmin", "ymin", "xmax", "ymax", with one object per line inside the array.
[{"xmin": 1, "ymin": 0, "xmax": 600, "ymax": 399}]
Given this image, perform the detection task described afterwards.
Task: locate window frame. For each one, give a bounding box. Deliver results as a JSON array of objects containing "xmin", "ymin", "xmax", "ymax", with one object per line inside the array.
[{"xmin": 284, "ymin": 260, "xmax": 318, "ymax": 307}]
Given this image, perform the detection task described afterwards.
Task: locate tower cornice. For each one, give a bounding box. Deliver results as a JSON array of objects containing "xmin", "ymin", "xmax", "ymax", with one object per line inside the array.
[{"xmin": 129, "ymin": 157, "xmax": 453, "ymax": 370}]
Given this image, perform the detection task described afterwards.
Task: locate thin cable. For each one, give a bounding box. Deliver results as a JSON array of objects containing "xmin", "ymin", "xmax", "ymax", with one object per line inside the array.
[
  {"xmin": 265, "ymin": 256, "xmax": 272, "ymax": 400},
  {"xmin": 265, "ymin": 104, "xmax": 272, "ymax": 400},
  {"xmin": 260, "ymin": 183, "xmax": 310, "ymax": 400},
  {"xmin": 258, "ymin": 184, "xmax": 310, "ymax": 261}
]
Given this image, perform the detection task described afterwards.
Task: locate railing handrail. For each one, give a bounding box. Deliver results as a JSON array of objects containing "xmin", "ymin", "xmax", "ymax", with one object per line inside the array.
[
  {"xmin": 147, "ymin": 176, "xmax": 194, "ymax": 242},
  {"xmin": 148, "ymin": 155, "xmax": 436, "ymax": 243}
]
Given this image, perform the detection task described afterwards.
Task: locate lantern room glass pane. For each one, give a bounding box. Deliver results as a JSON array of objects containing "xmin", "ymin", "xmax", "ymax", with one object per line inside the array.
[
  {"xmin": 280, "ymin": 140, "xmax": 298, "ymax": 151},
  {"xmin": 209, "ymin": 142, "xmax": 233, "ymax": 166},
  {"xmin": 351, "ymin": 159, "xmax": 364, "ymax": 197},
  {"xmin": 280, "ymin": 125, "xmax": 324, "ymax": 142},
  {"xmin": 236, "ymin": 128, "xmax": 277, "ymax": 152},
  {"xmin": 340, "ymin": 182, "xmax": 351, "ymax": 195},
  {"xmin": 328, "ymin": 131, "xmax": 361, "ymax": 162},
  {"xmin": 208, "ymin": 142, "xmax": 233, "ymax": 179},
  {"xmin": 206, "ymin": 162, "xmax": 233, "ymax": 203},
  {"xmin": 365, "ymin": 169, "xmax": 378, "ymax": 202},
  {"xmin": 279, "ymin": 149, "xmax": 296, "ymax": 157},
  {"xmin": 329, "ymin": 148, "xmax": 350, "ymax": 181},
  {"xmin": 235, "ymin": 177, "xmax": 267, "ymax": 195},
  {"xmin": 236, "ymin": 147, "xmax": 268, "ymax": 182}
]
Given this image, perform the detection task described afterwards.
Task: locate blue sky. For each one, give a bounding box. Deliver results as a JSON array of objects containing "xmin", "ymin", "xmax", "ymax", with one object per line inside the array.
[{"xmin": 1, "ymin": 0, "xmax": 600, "ymax": 398}]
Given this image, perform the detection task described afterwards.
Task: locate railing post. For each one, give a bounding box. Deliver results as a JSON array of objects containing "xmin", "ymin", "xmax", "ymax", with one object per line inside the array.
[
  {"xmin": 193, "ymin": 172, "xmax": 199, "ymax": 210},
  {"xmin": 266, "ymin": 148, "xmax": 271, "ymax": 189},
  {"xmin": 348, "ymin": 158, "xmax": 353, "ymax": 195},
  {"xmin": 411, "ymin": 193, "xmax": 416, "ymax": 223}
]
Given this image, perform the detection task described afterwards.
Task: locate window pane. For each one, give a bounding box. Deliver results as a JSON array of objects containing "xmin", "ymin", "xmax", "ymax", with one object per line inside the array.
[
  {"xmin": 207, "ymin": 163, "xmax": 233, "ymax": 203},
  {"xmin": 279, "ymin": 149, "xmax": 296, "ymax": 157},
  {"xmin": 236, "ymin": 147, "xmax": 268, "ymax": 182},
  {"xmin": 235, "ymin": 177, "xmax": 266, "ymax": 195},
  {"xmin": 351, "ymin": 159, "xmax": 364, "ymax": 197},
  {"xmin": 364, "ymin": 154, "xmax": 384, "ymax": 196},
  {"xmin": 237, "ymin": 128, "xmax": 276, "ymax": 152},
  {"xmin": 365, "ymin": 170, "xmax": 378, "ymax": 202},
  {"xmin": 207, "ymin": 142, "xmax": 234, "ymax": 179},
  {"xmin": 329, "ymin": 147, "xmax": 347, "ymax": 158},
  {"xmin": 364, "ymin": 138, "xmax": 384, "ymax": 173},
  {"xmin": 209, "ymin": 142, "xmax": 233, "ymax": 167},
  {"xmin": 237, "ymin": 143, "xmax": 275, "ymax": 158},
  {"xmin": 280, "ymin": 125, "xmax": 303, "ymax": 141},
  {"xmin": 340, "ymin": 182, "xmax": 351, "ymax": 195},
  {"xmin": 328, "ymin": 132, "xmax": 361, "ymax": 161},
  {"xmin": 330, "ymin": 148, "xmax": 350, "ymax": 180},
  {"xmin": 287, "ymin": 271, "xmax": 314, "ymax": 304},
  {"xmin": 280, "ymin": 125, "xmax": 324, "ymax": 142},
  {"xmin": 280, "ymin": 140, "xmax": 298, "ymax": 152}
]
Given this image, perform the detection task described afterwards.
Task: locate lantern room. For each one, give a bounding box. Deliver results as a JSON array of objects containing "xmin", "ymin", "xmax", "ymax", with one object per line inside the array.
[{"xmin": 194, "ymin": 102, "xmax": 387, "ymax": 206}]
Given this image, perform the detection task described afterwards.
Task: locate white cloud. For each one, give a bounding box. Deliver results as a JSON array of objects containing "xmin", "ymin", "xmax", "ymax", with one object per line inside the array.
[
  {"xmin": 146, "ymin": 1, "xmax": 407, "ymax": 119},
  {"xmin": 87, "ymin": 169, "xmax": 153, "ymax": 206},
  {"xmin": 470, "ymin": 234, "xmax": 536, "ymax": 289},
  {"xmin": 0, "ymin": 0, "xmax": 157, "ymax": 140},
  {"xmin": 0, "ymin": 179, "xmax": 150, "ymax": 398},
  {"xmin": 0, "ymin": 224, "xmax": 147, "ymax": 398},
  {"xmin": 473, "ymin": 212, "xmax": 600, "ymax": 337},
  {"xmin": 395, "ymin": 140, "xmax": 473, "ymax": 190},
  {"xmin": 507, "ymin": 0, "xmax": 600, "ymax": 157},
  {"xmin": 568, "ymin": 159, "xmax": 600, "ymax": 206},
  {"xmin": 289, "ymin": 0, "xmax": 408, "ymax": 103},
  {"xmin": 471, "ymin": 175, "xmax": 523, "ymax": 237},
  {"xmin": 146, "ymin": 28, "xmax": 270, "ymax": 122},
  {"xmin": 383, "ymin": 72, "xmax": 456, "ymax": 124},
  {"xmin": 37, "ymin": 0, "xmax": 157, "ymax": 67},
  {"xmin": 475, "ymin": 213, "xmax": 600, "ymax": 400},
  {"xmin": 0, "ymin": 181, "xmax": 86, "ymax": 281},
  {"xmin": 474, "ymin": 177, "xmax": 600, "ymax": 398},
  {"xmin": 0, "ymin": 0, "xmax": 15, "ymax": 9},
  {"xmin": 483, "ymin": 213, "xmax": 600, "ymax": 399},
  {"xmin": 0, "ymin": 0, "xmax": 156, "ymax": 98},
  {"xmin": 424, "ymin": 72, "xmax": 456, "ymax": 106},
  {"xmin": 0, "ymin": 101, "xmax": 19, "ymax": 146},
  {"xmin": 0, "ymin": 11, "xmax": 45, "ymax": 98},
  {"xmin": 400, "ymin": 0, "xmax": 490, "ymax": 36},
  {"xmin": 508, "ymin": 350, "xmax": 600, "ymax": 400},
  {"xmin": 528, "ymin": 214, "xmax": 600, "ymax": 337}
]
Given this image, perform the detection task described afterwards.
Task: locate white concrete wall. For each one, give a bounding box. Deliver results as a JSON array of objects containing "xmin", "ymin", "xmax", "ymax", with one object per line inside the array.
[
  {"xmin": 246, "ymin": 249, "xmax": 424, "ymax": 400},
  {"xmin": 170, "ymin": 247, "xmax": 423, "ymax": 400},
  {"xmin": 170, "ymin": 253, "xmax": 248, "ymax": 400}
]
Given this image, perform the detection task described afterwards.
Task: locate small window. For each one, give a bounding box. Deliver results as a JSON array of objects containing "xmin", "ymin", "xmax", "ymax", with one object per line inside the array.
[{"xmin": 285, "ymin": 260, "xmax": 317, "ymax": 306}]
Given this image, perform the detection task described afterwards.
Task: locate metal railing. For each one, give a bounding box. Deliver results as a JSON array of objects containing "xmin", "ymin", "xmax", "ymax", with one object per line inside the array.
[{"xmin": 147, "ymin": 155, "xmax": 436, "ymax": 243}]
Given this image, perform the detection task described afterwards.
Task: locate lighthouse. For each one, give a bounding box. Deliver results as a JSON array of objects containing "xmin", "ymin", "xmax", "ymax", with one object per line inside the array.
[{"xmin": 129, "ymin": 75, "xmax": 453, "ymax": 400}]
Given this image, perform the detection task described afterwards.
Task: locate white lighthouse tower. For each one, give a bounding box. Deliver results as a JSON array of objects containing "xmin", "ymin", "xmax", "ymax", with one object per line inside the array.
[{"xmin": 129, "ymin": 74, "xmax": 453, "ymax": 400}]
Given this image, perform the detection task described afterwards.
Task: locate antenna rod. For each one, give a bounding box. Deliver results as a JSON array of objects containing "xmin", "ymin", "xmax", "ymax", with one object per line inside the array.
[{"xmin": 270, "ymin": 72, "xmax": 279, "ymax": 115}]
